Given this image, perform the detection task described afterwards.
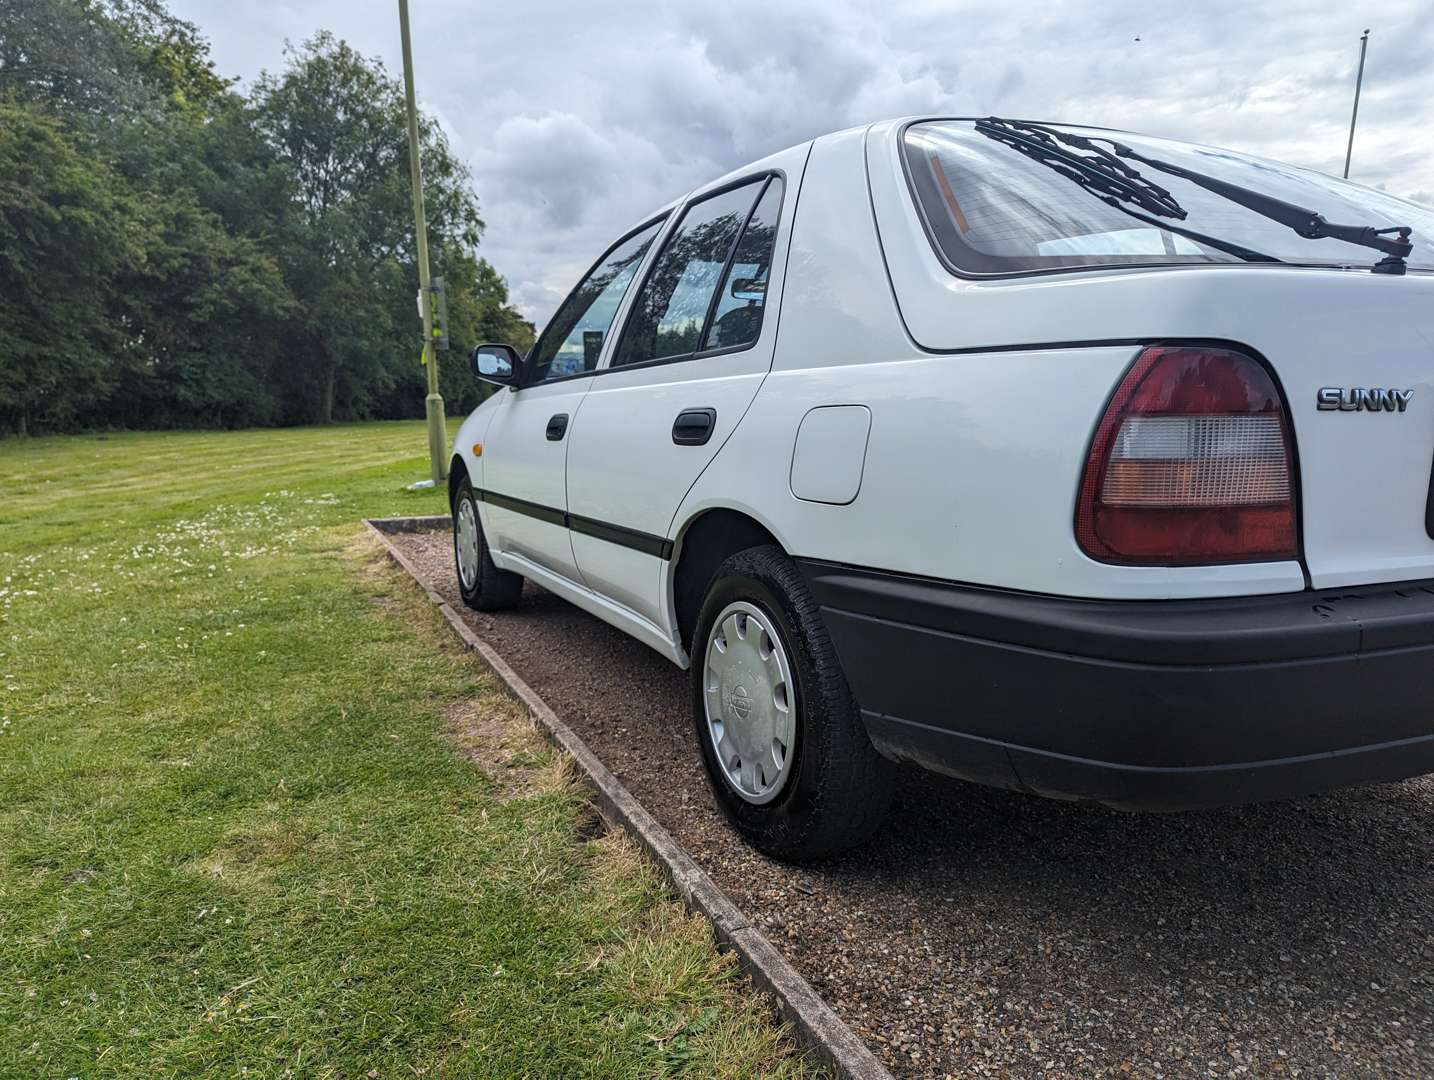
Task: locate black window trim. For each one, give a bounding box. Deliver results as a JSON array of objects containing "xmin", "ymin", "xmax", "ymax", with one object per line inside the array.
[
  {"xmin": 519, "ymin": 210, "xmax": 672, "ymax": 389},
  {"xmin": 893, "ymin": 117, "xmax": 1431, "ymax": 283},
  {"xmin": 605, "ymin": 169, "xmax": 786, "ymax": 377}
]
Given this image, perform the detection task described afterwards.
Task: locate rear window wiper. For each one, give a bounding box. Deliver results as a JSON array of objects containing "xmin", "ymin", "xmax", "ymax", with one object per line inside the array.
[
  {"xmin": 979, "ymin": 117, "xmax": 1415, "ymax": 275},
  {"xmin": 973, "ymin": 118, "xmax": 1281, "ymax": 265}
]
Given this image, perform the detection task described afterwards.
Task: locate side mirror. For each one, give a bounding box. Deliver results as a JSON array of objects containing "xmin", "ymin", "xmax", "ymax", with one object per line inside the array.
[{"xmin": 472, "ymin": 343, "xmax": 520, "ymax": 387}]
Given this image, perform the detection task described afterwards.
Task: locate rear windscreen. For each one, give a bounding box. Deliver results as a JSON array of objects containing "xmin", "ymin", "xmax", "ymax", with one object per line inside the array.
[{"xmin": 903, "ymin": 121, "xmax": 1434, "ymax": 276}]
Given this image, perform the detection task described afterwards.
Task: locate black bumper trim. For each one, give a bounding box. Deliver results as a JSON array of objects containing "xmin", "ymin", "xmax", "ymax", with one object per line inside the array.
[
  {"xmin": 798, "ymin": 559, "xmax": 1434, "ymax": 810},
  {"xmin": 802, "ymin": 560, "xmax": 1434, "ymax": 665}
]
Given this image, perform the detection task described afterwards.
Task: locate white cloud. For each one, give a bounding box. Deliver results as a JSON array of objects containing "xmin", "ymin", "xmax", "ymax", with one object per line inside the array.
[{"xmin": 171, "ymin": 0, "xmax": 1434, "ymax": 325}]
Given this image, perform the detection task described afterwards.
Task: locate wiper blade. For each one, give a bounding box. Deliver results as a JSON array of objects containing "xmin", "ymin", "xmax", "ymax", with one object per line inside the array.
[
  {"xmin": 974, "ymin": 117, "xmax": 1283, "ymax": 265},
  {"xmin": 975, "ymin": 117, "xmax": 1186, "ymax": 219},
  {"xmin": 984, "ymin": 117, "xmax": 1415, "ymax": 274},
  {"xmin": 1103, "ymin": 139, "xmax": 1413, "ymax": 273}
]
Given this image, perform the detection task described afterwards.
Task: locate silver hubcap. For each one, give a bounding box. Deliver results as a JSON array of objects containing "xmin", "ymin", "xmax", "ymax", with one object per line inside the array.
[
  {"xmin": 703, "ymin": 601, "xmax": 796, "ymax": 805},
  {"xmin": 455, "ymin": 496, "xmax": 480, "ymax": 591}
]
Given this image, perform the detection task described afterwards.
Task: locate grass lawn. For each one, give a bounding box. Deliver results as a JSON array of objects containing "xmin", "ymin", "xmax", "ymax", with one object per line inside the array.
[{"xmin": 0, "ymin": 423, "xmax": 815, "ymax": 1079}]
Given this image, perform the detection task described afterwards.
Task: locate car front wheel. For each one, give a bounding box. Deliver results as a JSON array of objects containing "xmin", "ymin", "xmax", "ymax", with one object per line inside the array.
[
  {"xmin": 690, "ymin": 545, "xmax": 895, "ymax": 861},
  {"xmin": 453, "ymin": 478, "xmax": 522, "ymax": 612}
]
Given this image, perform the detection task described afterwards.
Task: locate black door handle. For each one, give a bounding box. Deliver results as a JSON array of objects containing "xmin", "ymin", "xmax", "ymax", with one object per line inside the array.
[
  {"xmin": 546, "ymin": 413, "xmax": 569, "ymax": 441},
  {"xmin": 672, "ymin": 408, "xmax": 717, "ymax": 446}
]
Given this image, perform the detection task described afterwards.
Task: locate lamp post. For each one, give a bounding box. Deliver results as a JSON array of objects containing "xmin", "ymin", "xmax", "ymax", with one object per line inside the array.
[
  {"xmin": 398, "ymin": 0, "xmax": 447, "ymax": 484},
  {"xmin": 1343, "ymin": 29, "xmax": 1370, "ymax": 180}
]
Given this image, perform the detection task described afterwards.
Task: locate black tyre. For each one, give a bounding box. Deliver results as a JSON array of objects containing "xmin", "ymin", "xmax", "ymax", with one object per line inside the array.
[
  {"xmin": 690, "ymin": 545, "xmax": 895, "ymax": 861},
  {"xmin": 452, "ymin": 478, "xmax": 523, "ymax": 612}
]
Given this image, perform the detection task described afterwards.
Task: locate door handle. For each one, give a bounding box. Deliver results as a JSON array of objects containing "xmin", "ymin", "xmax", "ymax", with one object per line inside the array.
[
  {"xmin": 672, "ymin": 408, "xmax": 717, "ymax": 446},
  {"xmin": 546, "ymin": 413, "xmax": 569, "ymax": 441}
]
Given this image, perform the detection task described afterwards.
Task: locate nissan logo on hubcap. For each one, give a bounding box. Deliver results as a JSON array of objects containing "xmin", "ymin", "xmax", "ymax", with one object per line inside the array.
[{"xmin": 726, "ymin": 684, "xmax": 752, "ymax": 721}]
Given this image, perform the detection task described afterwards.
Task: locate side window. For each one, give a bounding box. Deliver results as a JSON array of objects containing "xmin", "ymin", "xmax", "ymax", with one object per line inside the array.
[
  {"xmin": 703, "ymin": 178, "xmax": 782, "ymax": 352},
  {"xmin": 527, "ymin": 218, "xmax": 664, "ymax": 384},
  {"xmin": 613, "ymin": 179, "xmax": 767, "ymax": 368}
]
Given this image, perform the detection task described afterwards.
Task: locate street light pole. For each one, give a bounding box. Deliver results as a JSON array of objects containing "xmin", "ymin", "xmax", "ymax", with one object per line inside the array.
[
  {"xmin": 398, "ymin": 0, "xmax": 447, "ymax": 484},
  {"xmin": 1343, "ymin": 28, "xmax": 1370, "ymax": 180}
]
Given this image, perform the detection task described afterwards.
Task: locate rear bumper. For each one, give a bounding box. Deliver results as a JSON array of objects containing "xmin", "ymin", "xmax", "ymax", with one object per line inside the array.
[{"xmin": 799, "ymin": 560, "xmax": 1434, "ymax": 810}]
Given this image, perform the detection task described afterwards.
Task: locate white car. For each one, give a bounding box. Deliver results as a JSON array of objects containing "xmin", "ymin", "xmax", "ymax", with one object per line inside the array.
[{"xmin": 450, "ymin": 117, "xmax": 1434, "ymax": 860}]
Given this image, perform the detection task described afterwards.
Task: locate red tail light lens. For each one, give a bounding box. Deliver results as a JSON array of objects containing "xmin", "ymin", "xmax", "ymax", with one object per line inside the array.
[{"xmin": 1076, "ymin": 346, "xmax": 1298, "ymax": 564}]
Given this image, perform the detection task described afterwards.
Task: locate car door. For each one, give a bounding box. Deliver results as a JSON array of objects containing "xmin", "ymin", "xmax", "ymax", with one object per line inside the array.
[
  {"xmin": 566, "ymin": 147, "xmax": 806, "ymax": 628},
  {"xmin": 480, "ymin": 217, "xmax": 665, "ymax": 580}
]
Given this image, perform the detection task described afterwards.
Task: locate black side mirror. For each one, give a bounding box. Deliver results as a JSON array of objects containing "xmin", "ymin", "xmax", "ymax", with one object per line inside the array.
[{"xmin": 472, "ymin": 343, "xmax": 520, "ymax": 387}]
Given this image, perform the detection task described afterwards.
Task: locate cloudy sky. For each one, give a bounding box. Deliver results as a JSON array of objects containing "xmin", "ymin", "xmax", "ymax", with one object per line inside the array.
[{"xmin": 168, "ymin": 0, "xmax": 1434, "ymax": 327}]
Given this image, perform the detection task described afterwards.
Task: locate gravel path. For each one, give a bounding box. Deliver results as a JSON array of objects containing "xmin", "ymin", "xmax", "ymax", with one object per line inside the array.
[{"xmin": 396, "ymin": 529, "xmax": 1434, "ymax": 1080}]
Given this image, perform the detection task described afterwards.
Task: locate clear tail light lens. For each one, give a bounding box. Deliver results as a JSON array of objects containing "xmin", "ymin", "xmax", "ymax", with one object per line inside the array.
[{"xmin": 1076, "ymin": 346, "xmax": 1298, "ymax": 564}]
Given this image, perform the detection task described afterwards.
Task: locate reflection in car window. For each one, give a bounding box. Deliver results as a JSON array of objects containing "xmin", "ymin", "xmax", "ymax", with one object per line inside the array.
[
  {"xmin": 614, "ymin": 180, "xmax": 764, "ymax": 367},
  {"xmin": 703, "ymin": 178, "xmax": 782, "ymax": 351},
  {"xmin": 904, "ymin": 120, "xmax": 1434, "ymax": 275},
  {"xmin": 1037, "ymin": 228, "xmax": 1206, "ymax": 257},
  {"xmin": 528, "ymin": 219, "xmax": 663, "ymax": 383}
]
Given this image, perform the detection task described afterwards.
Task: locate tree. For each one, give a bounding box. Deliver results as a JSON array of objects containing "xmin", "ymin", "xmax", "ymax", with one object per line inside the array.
[
  {"xmin": 0, "ymin": 0, "xmax": 226, "ymax": 129},
  {"xmin": 1, "ymin": 0, "xmax": 296, "ymax": 433},
  {"xmin": 110, "ymin": 189, "xmax": 294, "ymax": 429},
  {"xmin": 0, "ymin": 4, "xmax": 532, "ymax": 434},
  {"xmin": 0, "ymin": 102, "xmax": 141, "ymax": 433},
  {"xmin": 252, "ymin": 33, "xmax": 488, "ymax": 424}
]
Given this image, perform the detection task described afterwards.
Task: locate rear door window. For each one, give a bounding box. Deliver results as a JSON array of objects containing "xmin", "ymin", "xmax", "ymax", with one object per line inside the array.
[{"xmin": 613, "ymin": 178, "xmax": 772, "ymax": 367}]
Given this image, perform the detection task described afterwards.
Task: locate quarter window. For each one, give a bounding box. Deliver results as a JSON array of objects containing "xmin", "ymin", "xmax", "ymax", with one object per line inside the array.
[
  {"xmin": 613, "ymin": 178, "xmax": 771, "ymax": 368},
  {"xmin": 527, "ymin": 218, "xmax": 664, "ymax": 383},
  {"xmin": 703, "ymin": 178, "xmax": 782, "ymax": 352}
]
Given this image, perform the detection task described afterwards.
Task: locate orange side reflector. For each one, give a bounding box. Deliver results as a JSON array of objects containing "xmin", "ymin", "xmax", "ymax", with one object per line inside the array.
[{"xmin": 472, "ymin": 443, "xmax": 483, "ymax": 456}]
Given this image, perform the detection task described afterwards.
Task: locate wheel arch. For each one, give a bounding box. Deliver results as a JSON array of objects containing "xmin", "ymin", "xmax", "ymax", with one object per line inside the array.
[
  {"xmin": 669, "ymin": 506, "xmax": 787, "ymax": 653},
  {"xmin": 447, "ymin": 453, "xmax": 469, "ymax": 512}
]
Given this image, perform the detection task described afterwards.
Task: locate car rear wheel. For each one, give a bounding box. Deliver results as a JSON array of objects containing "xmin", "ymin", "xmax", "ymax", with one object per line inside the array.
[
  {"xmin": 453, "ymin": 478, "xmax": 522, "ymax": 612},
  {"xmin": 691, "ymin": 545, "xmax": 894, "ymax": 860}
]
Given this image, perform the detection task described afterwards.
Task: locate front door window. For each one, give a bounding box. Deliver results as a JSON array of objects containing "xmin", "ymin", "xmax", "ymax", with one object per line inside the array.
[{"xmin": 526, "ymin": 218, "xmax": 665, "ymax": 383}]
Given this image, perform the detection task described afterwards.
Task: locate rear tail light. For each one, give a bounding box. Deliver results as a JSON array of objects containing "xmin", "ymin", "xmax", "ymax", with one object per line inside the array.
[{"xmin": 1076, "ymin": 345, "xmax": 1298, "ymax": 564}]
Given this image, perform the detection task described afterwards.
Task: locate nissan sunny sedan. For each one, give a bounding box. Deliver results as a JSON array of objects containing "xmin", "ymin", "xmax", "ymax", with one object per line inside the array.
[{"xmin": 448, "ymin": 117, "xmax": 1434, "ymax": 860}]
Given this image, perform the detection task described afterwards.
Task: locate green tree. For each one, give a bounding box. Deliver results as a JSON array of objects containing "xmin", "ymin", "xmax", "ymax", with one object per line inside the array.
[
  {"xmin": 252, "ymin": 33, "xmax": 493, "ymax": 424},
  {"xmin": 0, "ymin": 3, "xmax": 531, "ymax": 434},
  {"xmin": 0, "ymin": 0, "xmax": 225, "ymax": 128},
  {"xmin": 111, "ymin": 189, "xmax": 294, "ymax": 429},
  {"xmin": 1, "ymin": 0, "xmax": 296, "ymax": 433},
  {"xmin": 0, "ymin": 101, "xmax": 142, "ymax": 433}
]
